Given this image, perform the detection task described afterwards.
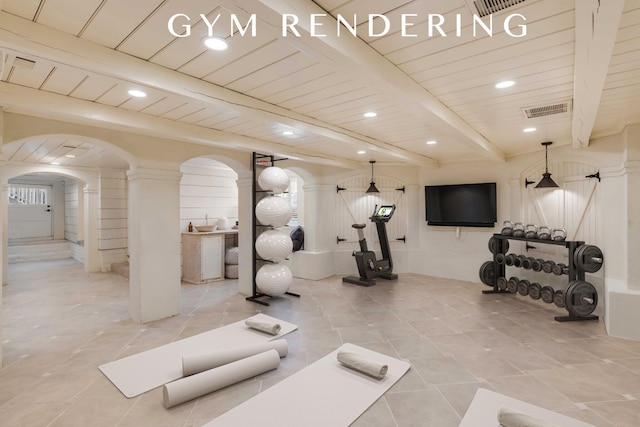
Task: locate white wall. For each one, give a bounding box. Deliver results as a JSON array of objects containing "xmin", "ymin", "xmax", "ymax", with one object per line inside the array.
[
  {"xmin": 64, "ymin": 181, "xmax": 79, "ymax": 243},
  {"xmin": 99, "ymin": 169, "xmax": 128, "ymax": 269},
  {"xmin": 179, "ymin": 158, "xmax": 239, "ymax": 231}
]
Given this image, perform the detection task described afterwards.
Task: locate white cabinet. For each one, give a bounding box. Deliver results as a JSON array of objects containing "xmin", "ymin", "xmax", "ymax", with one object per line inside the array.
[{"xmin": 182, "ymin": 233, "xmax": 224, "ymax": 284}]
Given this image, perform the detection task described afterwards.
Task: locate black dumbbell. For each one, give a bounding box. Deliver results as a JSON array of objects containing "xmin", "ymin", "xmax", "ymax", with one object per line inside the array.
[
  {"xmin": 553, "ymin": 290, "xmax": 566, "ymax": 308},
  {"xmin": 521, "ymin": 257, "xmax": 536, "ymax": 270},
  {"xmin": 507, "ymin": 277, "xmax": 519, "ymax": 293},
  {"xmin": 497, "ymin": 276, "xmax": 508, "ymax": 291},
  {"xmin": 541, "ymin": 286, "xmax": 555, "ymax": 304},
  {"xmin": 529, "ymin": 282, "xmax": 542, "ymax": 300},
  {"xmin": 504, "ymin": 254, "xmax": 516, "ymax": 266},
  {"xmin": 495, "ymin": 253, "xmax": 506, "ymax": 265},
  {"xmin": 513, "ymin": 255, "xmax": 526, "ymax": 268},
  {"xmin": 517, "ymin": 279, "xmax": 530, "ymax": 296},
  {"xmin": 531, "ymin": 258, "xmax": 545, "ymax": 272},
  {"xmin": 542, "ymin": 260, "xmax": 556, "ymax": 274},
  {"xmin": 552, "ymin": 263, "xmax": 567, "ymax": 276}
]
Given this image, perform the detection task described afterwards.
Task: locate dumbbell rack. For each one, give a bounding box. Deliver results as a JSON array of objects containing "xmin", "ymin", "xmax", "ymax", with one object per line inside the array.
[{"xmin": 484, "ymin": 234, "xmax": 596, "ymax": 322}]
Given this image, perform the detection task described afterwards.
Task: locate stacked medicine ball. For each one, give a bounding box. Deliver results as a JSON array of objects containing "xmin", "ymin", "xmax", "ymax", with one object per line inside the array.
[
  {"xmin": 254, "ymin": 167, "xmax": 294, "ymax": 296},
  {"xmin": 224, "ymin": 247, "xmax": 239, "ymax": 279}
]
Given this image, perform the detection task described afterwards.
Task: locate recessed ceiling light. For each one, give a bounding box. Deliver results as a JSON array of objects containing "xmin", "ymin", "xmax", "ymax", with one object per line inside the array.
[
  {"xmin": 495, "ymin": 80, "xmax": 515, "ymax": 89},
  {"xmin": 426, "ymin": 140, "xmax": 437, "ymax": 145},
  {"xmin": 363, "ymin": 112, "xmax": 377, "ymax": 118},
  {"xmin": 357, "ymin": 150, "xmax": 366, "ymax": 154},
  {"xmin": 128, "ymin": 89, "xmax": 147, "ymax": 98},
  {"xmin": 51, "ymin": 162, "xmax": 60, "ymax": 165},
  {"xmin": 65, "ymin": 154, "xmax": 76, "ymax": 158},
  {"xmin": 204, "ymin": 37, "xmax": 228, "ymax": 51},
  {"xmin": 282, "ymin": 131, "xmax": 294, "ymax": 136},
  {"xmin": 523, "ymin": 127, "xmax": 537, "ymax": 133}
]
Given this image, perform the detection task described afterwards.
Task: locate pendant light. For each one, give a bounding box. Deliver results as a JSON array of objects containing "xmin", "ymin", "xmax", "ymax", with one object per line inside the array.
[
  {"xmin": 366, "ymin": 160, "xmax": 380, "ymax": 193},
  {"xmin": 535, "ymin": 141, "xmax": 559, "ymax": 189}
]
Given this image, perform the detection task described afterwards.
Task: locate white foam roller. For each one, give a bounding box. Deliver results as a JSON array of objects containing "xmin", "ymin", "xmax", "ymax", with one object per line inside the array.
[
  {"xmin": 225, "ymin": 264, "xmax": 239, "ymax": 279},
  {"xmin": 255, "ymin": 230, "xmax": 293, "ymax": 262},
  {"xmin": 255, "ymin": 196, "xmax": 291, "ymax": 228},
  {"xmin": 225, "ymin": 247, "xmax": 239, "ymax": 265},
  {"xmin": 163, "ymin": 349, "xmax": 280, "ymax": 408},
  {"xmin": 182, "ymin": 340, "xmax": 288, "ymax": 376},
  {"xmin": 256, "ymin": 264, "xmax": 292, "ymax": 296},
  {"xmin": 258, "ymin": 166, "xmax": 289, "ymax": 193}
]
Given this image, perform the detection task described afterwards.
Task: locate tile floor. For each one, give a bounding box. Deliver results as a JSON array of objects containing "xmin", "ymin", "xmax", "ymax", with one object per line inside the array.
[{"xmin": 1, "ymin": 259, "xmax": 640, "ymax": 426}]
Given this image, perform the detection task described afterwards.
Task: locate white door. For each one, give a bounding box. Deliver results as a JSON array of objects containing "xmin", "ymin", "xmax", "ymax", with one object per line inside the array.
[{"xmin": 8, "ymin": 184, "xmax": 53, "ymax": 241}]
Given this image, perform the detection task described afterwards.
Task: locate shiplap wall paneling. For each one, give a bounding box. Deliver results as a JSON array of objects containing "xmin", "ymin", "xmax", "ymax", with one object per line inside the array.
[
  {"xmin": 522, "ymin": 160, "xmax": 601, "ymax": 261},
  {"xmin": 64, "ymin": 181, "xmax": 79, "ymax": 243},
  {"xmin": 563, "ymin": 162, "xmax": 599, "ymax": 244},
  {"xmin": 336, "ymin": 175, "xmax": 406, "ymax": 253},
  {"xmin": 99, "ymin": 170, "xmax": 128, "ymax": 251},
  {"xmin": 179, "ymin": 160, "xmax": 239, "ymax": 231}
]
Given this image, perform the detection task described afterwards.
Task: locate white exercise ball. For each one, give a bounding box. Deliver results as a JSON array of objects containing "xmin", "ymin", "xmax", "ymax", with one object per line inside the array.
[
  {"xmin": 258, "ymin": 167, "xmax": 289, "ymax": 193},
  {"xmin": 256, "ymin": 230, "xmax": 293, "ymax": 262},
  {"xmin": 255, "ymin": 196, "xmax": 291, "ymax": 228},
  {"xmin": 256, "ymin": 264, "xmax": 293, "ymax": 296}
]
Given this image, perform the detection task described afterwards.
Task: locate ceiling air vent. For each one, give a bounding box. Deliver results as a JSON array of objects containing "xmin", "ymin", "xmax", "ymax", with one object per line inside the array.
[
  {"xmin": 466, "ymin": 0, "xmax": 528, "ymax": 18},
  {"xmin": 522, "ymin": 100, "xmax": 573, "ymax": 119}
]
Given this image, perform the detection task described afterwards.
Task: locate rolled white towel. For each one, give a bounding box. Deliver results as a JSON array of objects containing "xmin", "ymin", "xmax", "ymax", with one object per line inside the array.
[
  {"xmin": 245, "ymin": 316, "xmax": 281, "ymax": 335},
  {"xmin": 336, "ymin": 351, "xmax": 388, "ymax": 379},
  {"xmin": 498, "ymin": 407, "xmax": 562, "ymax": 427}
]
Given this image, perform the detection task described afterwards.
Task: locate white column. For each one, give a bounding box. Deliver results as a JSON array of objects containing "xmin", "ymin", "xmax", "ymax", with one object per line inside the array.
[
  {"xmin": 0, "ymin": 110, "xmax": 5, "ymax": 366},
  {"xmin": 0, "ymin": 177, "xmax": 6, "ymax": 368},
  {"xmin": 624, "ymin": 124, "xmax": 640, "ymax": 290},
  {"xmin": 1, "ymin": 180, "xmax": 7, "ymax": 287},
  {"xmin": 604, "ymin": 124, "xmax": 640, "ymax": 340},
  {"xmin": 52, "ymin": 180, "xmax": 65, "ymax": 240},
  {"xmin": 405, "ymin": 184, "xmax": 420, "ymax": 249},
  {"xmin": 236, "ymin": 176, "xmax": 253, "ymax": 296},
  {"xmin": 83, "ymin": 186, "xmax": 100, "ymax": 272},
  {"xmin": 303, "ymin": 184, "xmax": 335, "ymax": 252},
  {"xmin": 288, "ymin": 184, "xmax": 334, "ymax": 279},
  {"xmin": 77, "ymin": 185, "xmax": 84, "ymax": 244},
  {"xmin": 127, "ymin": 167, "xmax": 182, "ymax": 322}
]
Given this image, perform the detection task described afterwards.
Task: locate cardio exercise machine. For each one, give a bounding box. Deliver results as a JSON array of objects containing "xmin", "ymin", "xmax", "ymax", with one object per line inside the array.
[{"xmin": 342, "ymin": 205, "xmax": 398, "ymax": 287}]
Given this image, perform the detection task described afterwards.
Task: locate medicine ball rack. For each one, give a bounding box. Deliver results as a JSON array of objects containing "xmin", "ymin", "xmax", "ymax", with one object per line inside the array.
[
  {"xmin": 247, "ymin": 152, "xmax": 300, "ymax": 306},
  {"xmin": 479, "ymin": 234, "xmax": 602, "ymax": 322}
]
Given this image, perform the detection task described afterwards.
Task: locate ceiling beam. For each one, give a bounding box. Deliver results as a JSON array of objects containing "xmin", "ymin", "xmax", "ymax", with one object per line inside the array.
[
  {"xmin": 0, "ymin": 11, "xmax": 438, "ymax": 168},
  {"xmin": 0, "ymin": 82, "xmax": 363, "ymax": 170},
  {"xmin": 253, "ymin": 0, "xmax": 506, "ymax": 162},
  {"xmin": 572, "ymin": 0, "xmax": 625, "ymax": 148}
]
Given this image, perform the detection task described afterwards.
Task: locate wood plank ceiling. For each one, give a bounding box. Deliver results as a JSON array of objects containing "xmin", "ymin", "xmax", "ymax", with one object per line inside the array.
[{"xmin": 0, "ymin": 0, "xmax": 638, "ymax": 170}]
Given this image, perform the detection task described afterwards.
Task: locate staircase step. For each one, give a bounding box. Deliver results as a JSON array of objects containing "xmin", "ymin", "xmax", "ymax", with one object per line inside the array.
[{"xmin": 8, "ymin": 240, "xmax": 72, "ymax": 263}]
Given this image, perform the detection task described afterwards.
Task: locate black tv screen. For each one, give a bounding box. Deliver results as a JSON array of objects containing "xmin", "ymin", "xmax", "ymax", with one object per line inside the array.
[{"xmin": 425, "ymin": 182, "xmax": 497, "ymax": 227}]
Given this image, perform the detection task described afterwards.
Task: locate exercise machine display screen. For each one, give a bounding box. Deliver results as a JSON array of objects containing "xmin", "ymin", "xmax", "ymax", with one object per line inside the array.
[{"xmin": 373, "ymin": 205, "xmax": 395, "ymax": 219}]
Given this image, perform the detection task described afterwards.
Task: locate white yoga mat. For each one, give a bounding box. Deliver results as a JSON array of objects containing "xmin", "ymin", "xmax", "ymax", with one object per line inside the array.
[
  {"xmin": 99, "ymin": 314, "xmax": 297, "ymax": 397},
  {"xmin": 459, "ymin": 389, "xmax": 595, "ymax": 427},
  {"xmin": 203, "ymin": 343, "xmax": 411, "ymax": 427},
  {"xmin": 182, "ymin": 339, "xmax": 288, "ymax": 376},
  {"xmin": 165, "ymin": 349, "xmax": 281, "ymax": 408}
]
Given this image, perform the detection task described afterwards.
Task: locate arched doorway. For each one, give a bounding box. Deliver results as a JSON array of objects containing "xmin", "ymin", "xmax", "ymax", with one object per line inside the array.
[{"xmin": 0, "ymin": 133, "xmax": 134, "ymax": 367}]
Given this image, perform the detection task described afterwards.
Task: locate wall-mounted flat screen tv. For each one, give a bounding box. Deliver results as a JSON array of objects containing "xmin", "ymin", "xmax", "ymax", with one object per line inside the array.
[{"xmin": 425, "ymin": 182, "xmax": 497, "ymax": 227}]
